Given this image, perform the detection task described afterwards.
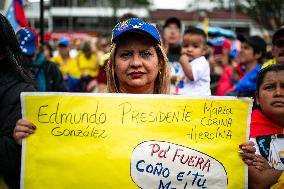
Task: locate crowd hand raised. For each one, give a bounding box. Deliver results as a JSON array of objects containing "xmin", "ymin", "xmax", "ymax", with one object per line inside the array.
[{"xmin": 13, "ymin": 119, "xmax": 36, "ymax": 145}]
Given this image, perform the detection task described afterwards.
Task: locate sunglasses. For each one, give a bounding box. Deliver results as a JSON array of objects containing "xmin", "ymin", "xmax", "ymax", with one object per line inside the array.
[
  {"xmin": 274, "ymin": 39, "xmax": 284, "ymax": 48},
  {"xmin": 164, "ymin": 28, "xmax": 180, "ymax": 33}
]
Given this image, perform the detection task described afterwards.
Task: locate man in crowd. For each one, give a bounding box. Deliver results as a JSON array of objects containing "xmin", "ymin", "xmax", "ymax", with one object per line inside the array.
[
  {"xmin": 16, "ymin": 27, "xmax": 66, "ymax": 92},
  {"xmin": 263, "ymin": 27, "xmax": 284, "ymax": 67},
  {"xmin": 227, "ymin": 35, "xmax": 266, "ymax": 97}
]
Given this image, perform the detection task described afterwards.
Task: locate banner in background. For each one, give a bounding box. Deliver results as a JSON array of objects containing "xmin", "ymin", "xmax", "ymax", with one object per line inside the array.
[{"xmin": 21, "ymin": 93, "xmax": 252, "ymax": 189}]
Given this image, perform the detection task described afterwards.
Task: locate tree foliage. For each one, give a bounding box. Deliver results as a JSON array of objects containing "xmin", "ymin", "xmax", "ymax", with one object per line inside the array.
[
  {"xmin": 238, "ymin": 0, "xmax": 284, "ymax": 30},
  {"xmin": 215, "ymin": 0, "xmax": 284, "ymax": 30}
]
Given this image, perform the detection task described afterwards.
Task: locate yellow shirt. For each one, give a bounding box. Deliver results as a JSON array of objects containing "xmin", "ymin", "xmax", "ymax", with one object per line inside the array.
[
  {"xmin": 99, "ymin": 52, "xmax": 110, "ymax": 66},
  {"xmin": 271, "ymin": 172, "xmax": 284, "ymax": 189},
  {"xmin": 77, "ymin": 52, "xmax": 99, "ymax": 77},
  {"xmin": 0, "ymin": 176, "xmax": 8, "ymax": 189},
  {"xmin": 262, "ymin": 58, "xmax": 277, "ymax": 69},
  {"xmin": 51, "ymin": 55, "xmax": 80, "ymax": 78}
]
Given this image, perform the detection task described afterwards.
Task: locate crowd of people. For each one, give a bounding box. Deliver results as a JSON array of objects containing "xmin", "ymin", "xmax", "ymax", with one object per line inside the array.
[{"xmin": 0, "ymin": 11, "xmax": 284, "ymax": 189}]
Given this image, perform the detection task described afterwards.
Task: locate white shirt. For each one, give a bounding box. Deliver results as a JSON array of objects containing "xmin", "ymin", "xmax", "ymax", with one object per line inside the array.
[
  {"xmin": 252, "ymin": 135, "xmax": 284, "ymax": 170},
  {"xmin": 177, "ymin": 56, "xmax": 211, "ymax": 96}
]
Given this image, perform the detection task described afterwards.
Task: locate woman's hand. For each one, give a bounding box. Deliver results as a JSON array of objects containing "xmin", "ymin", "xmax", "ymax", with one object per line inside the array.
[
  {"xmin": 13, "ymin": 119, "xmax": 36, "ymax": 145},
  {"xmin": 252, "ymin": 154, "xmax": 271, "ymax": 171},
  {"xmin": 239, "ymin": 141, "xmax": 271, "ymax": 171},
  {"xmin": 239, "ymin": 141, "xmax": 257, "ymax": 166}
]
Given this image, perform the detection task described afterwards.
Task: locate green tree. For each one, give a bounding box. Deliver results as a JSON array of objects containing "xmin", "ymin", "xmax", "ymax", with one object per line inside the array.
[
  {"xmin": 237, "ymin": 0, "xmax": 283, "ymax": 30},
  {"xmin": 215, "ymin": 0, "xmax": 284, "ymax": 30}
]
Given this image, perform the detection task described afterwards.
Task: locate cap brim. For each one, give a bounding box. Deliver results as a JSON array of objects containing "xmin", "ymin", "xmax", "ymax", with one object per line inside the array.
[
  {"xmin": 113, "ymin": 28, "xmax": 160, "ymax": 44},
  {"xmin": 22, "ymin": 45, "xmax": 36, "ymax": 56},
  {"xmin": 59, "ymin": 43, "xmax": 69, "ymax": 47}
]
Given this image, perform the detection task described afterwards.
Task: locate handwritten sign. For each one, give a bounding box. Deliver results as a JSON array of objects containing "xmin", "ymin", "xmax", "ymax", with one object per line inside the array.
[
  {"xmin": 131, "ymin": 141, "xmax": 227, "ymax": 189},
  {"xmin": 20, "ymin": 93, "xmax": 252, "ymax": 189}
]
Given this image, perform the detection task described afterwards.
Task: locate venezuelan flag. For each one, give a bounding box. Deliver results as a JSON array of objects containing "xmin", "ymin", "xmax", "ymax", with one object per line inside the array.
[{"xmin": 4, "ymin": 0, "xmax": 29, "ymax": 31}]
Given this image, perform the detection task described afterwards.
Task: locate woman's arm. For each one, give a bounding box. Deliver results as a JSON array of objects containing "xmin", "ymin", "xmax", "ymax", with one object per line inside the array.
[
  {"xmin": 239, "ymin": 141, "xmax": 282, "ymax": 188},
  {"xmin": 248, "ymin": 166, "xmax": 282, "ymax": 189}
]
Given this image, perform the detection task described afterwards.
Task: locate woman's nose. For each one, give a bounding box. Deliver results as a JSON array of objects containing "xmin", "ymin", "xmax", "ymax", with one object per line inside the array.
[
  {"xmin": 275, "ymin": 85, "xmax": 284, "ymax": 96},
  {"xmin": 130, "ymin": 54, "xmax": 142, "ymax": 66}
]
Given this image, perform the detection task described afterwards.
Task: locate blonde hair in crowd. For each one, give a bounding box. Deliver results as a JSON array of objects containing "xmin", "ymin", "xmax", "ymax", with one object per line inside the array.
[{"xmin": 106, "ymin": 43, "xmax": 170, "ymax": 94}]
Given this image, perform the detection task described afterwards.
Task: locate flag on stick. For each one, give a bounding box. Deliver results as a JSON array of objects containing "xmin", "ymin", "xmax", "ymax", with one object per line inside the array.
[{"xmin": 4, "ymin": 0, "xmax": 29, "ymax": 31}]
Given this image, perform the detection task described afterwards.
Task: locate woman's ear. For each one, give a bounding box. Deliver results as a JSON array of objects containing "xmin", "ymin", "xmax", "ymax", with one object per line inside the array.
[{"xmin": 255, "ymin": 92, "xmax": 260, "ymax": 105}]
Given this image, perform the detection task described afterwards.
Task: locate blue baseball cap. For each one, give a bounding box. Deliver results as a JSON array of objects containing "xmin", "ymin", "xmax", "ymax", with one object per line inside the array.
[
  {"xmin": 111, "ymin": 18, "xmax": 161, "ymax": 44},
  {"xmin": 16, "ymin": 28, "xmax": 38, "ymax": 56},
  {"xmin": 58, "ymin": 37, "xmax": 70, "ymax": 47}
]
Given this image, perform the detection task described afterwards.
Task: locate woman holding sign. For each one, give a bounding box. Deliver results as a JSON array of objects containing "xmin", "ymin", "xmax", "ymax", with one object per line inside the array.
[
  {"xmin": 106, "ymin": 18, "xmax": 170, "ymax": 94},
  {"xmin": 0, "ymin": 13, "xmax": 35, "ymax": 189},
  {"xmin": 14, "ymin": 18, "xmax": 170, "ymax": 168},
  {"xmin": 14, "ymin": 18, "xmax": 170, "ymax": 140},
  {"xmin": 240, "ymin": 64, "xmax": 284, "ymax": 189}
]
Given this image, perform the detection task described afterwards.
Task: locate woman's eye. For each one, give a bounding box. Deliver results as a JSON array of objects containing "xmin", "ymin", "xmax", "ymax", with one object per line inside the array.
[
  {"xmin": 263, "ymin": 85, "xmax": 275, "ymax": 90},
  {"xmin": 120, "ymin": 52, "xmax": 131, "ymax": 58},
  {"xmin": 141, "ymin": 51, "xmax": 152, "ymax": 58}
]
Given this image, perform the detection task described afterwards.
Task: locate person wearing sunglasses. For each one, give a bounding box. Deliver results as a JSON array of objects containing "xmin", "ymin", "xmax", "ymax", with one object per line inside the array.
[{"xmin": 263, "ymin": 27, "xmax": 284, "ymax": 68}]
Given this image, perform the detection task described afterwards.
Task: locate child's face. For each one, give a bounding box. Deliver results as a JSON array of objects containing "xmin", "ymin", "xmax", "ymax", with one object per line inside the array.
[{"xmin": 181, "ymin": 34, "xmax": 206, "ymax": 62}]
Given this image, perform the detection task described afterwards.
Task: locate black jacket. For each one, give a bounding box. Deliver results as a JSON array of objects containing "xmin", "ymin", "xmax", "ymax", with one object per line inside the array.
[
  {"xmin": 31, "ymin": 59, "xmax": 67, "ymax": 92},
  {"xmin": 43, "ymin": 60, "xmax": 66, "ymax": 92},
  {"xmin": 0, "ymin": 71, "xmax": 35, "ymax": 189}
]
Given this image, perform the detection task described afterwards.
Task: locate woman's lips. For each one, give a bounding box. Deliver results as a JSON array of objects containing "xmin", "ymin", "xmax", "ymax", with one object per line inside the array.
[
  {"xmin": 271, "ymin": 101, "xmax": 284, "ymax": 106},
  {"xmin": 129, "ymin": 72, "xmax": 145, "ymax": 78}
]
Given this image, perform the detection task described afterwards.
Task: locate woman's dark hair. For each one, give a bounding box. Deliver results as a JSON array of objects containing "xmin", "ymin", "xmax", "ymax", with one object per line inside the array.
[
  {"xmin": 0, "ymin": 13, "xmax": 32, "ymax": 83},
  {"xmin": 256, "ymin": 64, "xmax": 284, "ymax": 93},
  {"xmin": 163, "ymin": 17, "xmax": 181, "ymax": 30}
]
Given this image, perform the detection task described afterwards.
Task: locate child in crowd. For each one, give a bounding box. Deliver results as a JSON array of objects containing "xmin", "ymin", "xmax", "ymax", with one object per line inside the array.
[{"xmin": 175, "ymin": 27, "xmax": 211, "ymax": 95}]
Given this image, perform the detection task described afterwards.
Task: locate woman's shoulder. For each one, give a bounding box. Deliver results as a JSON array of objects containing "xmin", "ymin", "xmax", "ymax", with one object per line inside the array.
[{"xmin": 0, "ymin": 76, "xmax": 35, "ymax": 103}]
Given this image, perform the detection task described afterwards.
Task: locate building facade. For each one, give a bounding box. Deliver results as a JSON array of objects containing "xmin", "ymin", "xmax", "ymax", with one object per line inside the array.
[
  {"xmin": 0, "ymin": 0, "xmax": 264, "ymax": 38},
  {"xmin": 25, "ymin": 0, "xmax": 149, "ymax": 35}
]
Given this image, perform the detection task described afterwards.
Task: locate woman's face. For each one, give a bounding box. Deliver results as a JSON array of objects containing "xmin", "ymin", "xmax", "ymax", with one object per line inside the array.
[
  {"xmin": 114, "ymin": 34, "xmax": 159, "ymax": 94},
  {"xmin": 256, "ymin": 70, "xmax": 284, "ymax": 118}
]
